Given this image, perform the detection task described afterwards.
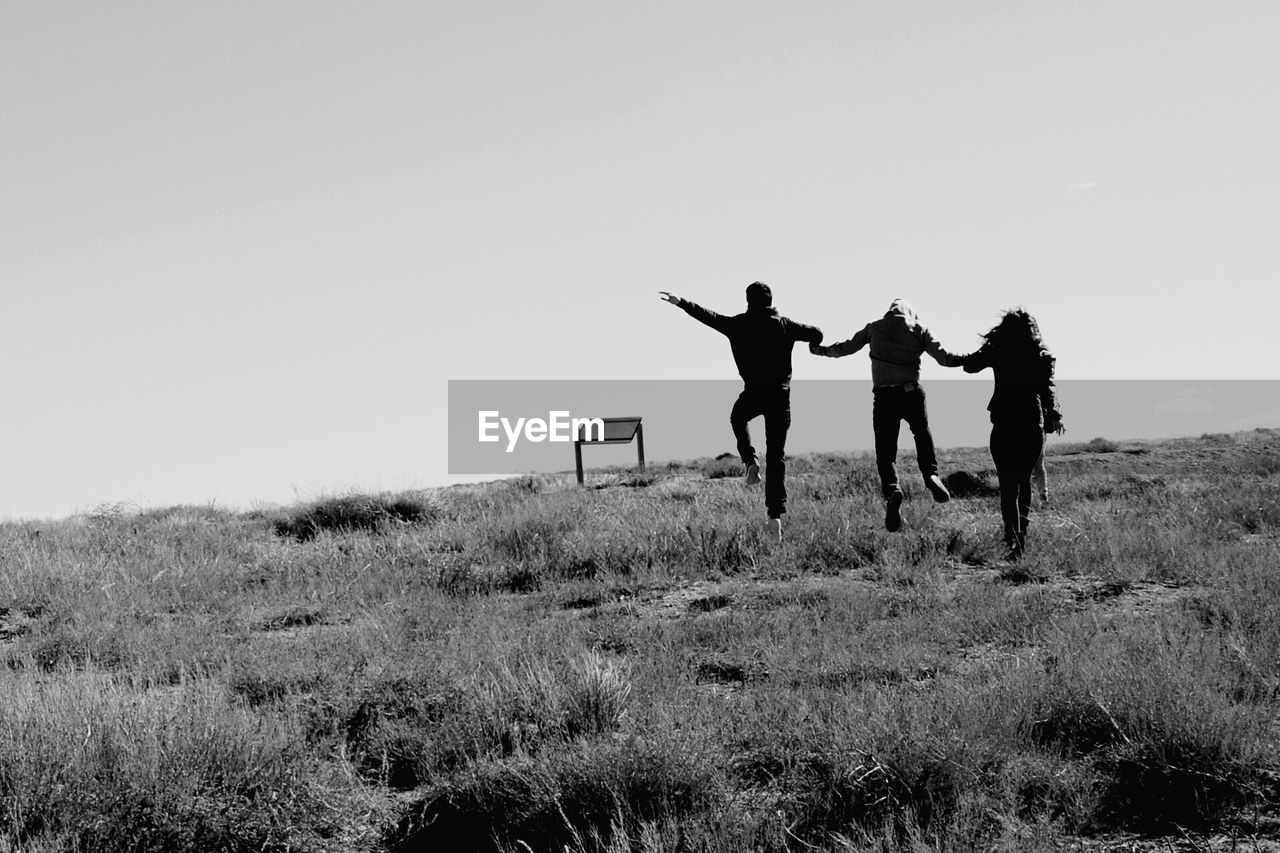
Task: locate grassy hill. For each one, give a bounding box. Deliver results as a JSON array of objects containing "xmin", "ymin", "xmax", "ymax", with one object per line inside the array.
[{"xmin": 0, "ymin": 429, "xmax": 1278, "ymax": 851}]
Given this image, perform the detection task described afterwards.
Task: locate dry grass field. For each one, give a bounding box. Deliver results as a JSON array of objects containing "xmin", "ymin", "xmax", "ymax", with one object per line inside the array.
[{"xmin": 0, "ymin": 429, "xmax": 1278, "ymax": 852}]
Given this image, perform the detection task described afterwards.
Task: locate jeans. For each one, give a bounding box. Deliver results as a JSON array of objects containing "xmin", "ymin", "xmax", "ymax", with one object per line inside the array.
[
  {"xmin": 731, "ymin": 386, "xmax": 791, "ymax": 518},
  {"xmin": 990, "ymin": 421, "xmax": 1045, "ymax": 549},
  {"xmin": 871, "ymin": 384, "xmax": 938, "ymax": 499}
]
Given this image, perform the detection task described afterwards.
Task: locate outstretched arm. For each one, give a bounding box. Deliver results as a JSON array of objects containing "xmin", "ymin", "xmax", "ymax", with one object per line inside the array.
[
  {"xmin": 922, "ymin": 328, "xmax": 966, "ymax": 368},
  {"xmin": 788, "ymin": 319, "xmax": 824, "ymax": 346},
  {"xmin": 810, "ymin": 324, "xmax": 870, "ymax": 358},
  {"xmin": 658, "ymin": 291, "xmax": 733, "ymax": 335}
]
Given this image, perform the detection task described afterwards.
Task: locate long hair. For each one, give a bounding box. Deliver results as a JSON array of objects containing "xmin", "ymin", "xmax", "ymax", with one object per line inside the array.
[{"xmin": 981, "ymin": 309, "xmax": 1054, "ymax": 369}]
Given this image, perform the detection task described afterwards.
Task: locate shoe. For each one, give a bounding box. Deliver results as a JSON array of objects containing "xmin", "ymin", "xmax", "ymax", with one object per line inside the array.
[
  {"xmin": 925, "ymin": 474, "xmax": 950, "ymax": 503},
  {"xmin": 766, "ymin": 516, "xmax": 782, "ymax": 542},
  {"xmin": 884, "ymin": 491, "xmax": 903, "ymax": 533},
  {"xmin": 1004, "ymin": 529, "xmax": 1026, "ymax": 561},
  {"xmin": 745, "ymin": 462, "xmax": 761, "ymax": 486}
]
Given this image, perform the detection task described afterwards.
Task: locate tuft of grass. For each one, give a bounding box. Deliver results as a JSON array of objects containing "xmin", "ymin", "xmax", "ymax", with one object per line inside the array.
[
  {"xmin": 272, "ymin": 493, "xmax": 434, "ymax": 541},
  {"xmin": 472, "ymin": 653, "xmax": 634, "ymax": 753},
  {"xmin": 1023, "ymin": 618, "xmax": 1272, "ymax": 833},
  {"xmin": 1054, "ymin": 437, "xmax": 1121, "ymax": 455},
  {"xmin": 700, "ymin": 455, "xmax": 744, "ymax": 480},
  {"xmin": 943, "ymin": 469, "xmax": 1000, "ymax": 498},
  {"xmin": 393, "ymin": 734, "xmax": 719, "ymax": 853},
  {"xmin": 592, "ymin": 470, "xmax": 661, "ymax": 489},
  {"xmin": 0, "ymin": 674, "xmax": 350, "ymax": 852}
]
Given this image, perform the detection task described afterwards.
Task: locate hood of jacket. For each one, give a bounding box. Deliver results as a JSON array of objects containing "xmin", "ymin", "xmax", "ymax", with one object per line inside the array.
[{"xmin": 883, "ymin": 298, "xmax": 918, "ymax": 324}]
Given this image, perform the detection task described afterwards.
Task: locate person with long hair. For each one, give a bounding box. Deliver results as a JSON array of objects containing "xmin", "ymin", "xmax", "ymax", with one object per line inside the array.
[{"xmin": 961, "ymin": 309, "xmax": 1064, "ymax": 558}]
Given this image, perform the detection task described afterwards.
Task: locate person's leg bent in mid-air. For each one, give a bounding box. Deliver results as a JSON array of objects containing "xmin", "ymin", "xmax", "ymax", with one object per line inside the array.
[
  {"xmin": 872, "ymin": 386, "xmax": 906, "ymax": 532},
  {"xmin": 731, "ymin": 390, "xmax": 765, "ymax": 486},
  {"xmin": 900, "ymin": 383, "xmax": 951, "ymax": 504},
  {"xmin": 761, "ymin": 388, "xmax": 791, "ymax": 540}
]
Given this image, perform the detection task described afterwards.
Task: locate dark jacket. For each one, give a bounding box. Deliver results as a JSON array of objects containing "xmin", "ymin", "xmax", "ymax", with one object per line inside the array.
[
  {"xmin": 813, "ymin": 299, "xmax": 963, "ymax": 386},
  {"xmin": 962, "ymin": 343, "xmax": 1059, "ymax": 427},
  {"xmin": 677, "ymin": 299, "xmax": 823, "ymax": 390}
]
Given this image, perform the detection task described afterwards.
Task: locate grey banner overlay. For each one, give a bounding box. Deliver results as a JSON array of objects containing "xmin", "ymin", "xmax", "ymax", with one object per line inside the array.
[{"xmin": 448, "ymin": 380, "xmax": 1280, "ymax": 475}]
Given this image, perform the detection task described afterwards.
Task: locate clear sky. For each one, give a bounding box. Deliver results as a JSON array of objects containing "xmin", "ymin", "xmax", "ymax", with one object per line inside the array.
[{"xmin": 4, "ymin": 2, "xmax": 1278, "ymax": 519}]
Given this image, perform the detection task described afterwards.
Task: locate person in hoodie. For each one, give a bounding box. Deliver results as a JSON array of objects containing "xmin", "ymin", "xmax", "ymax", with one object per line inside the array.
[
  {"xmin": 959, "ymin": 309, "xmax": 1064, "ymax": 558},
  {"xmin": 660, "ymin": 282, "xmax": 823, "ymax": 540},
  {"xmin": 810, "ymin": 299, "xmax": 963, "ymax": 532}
]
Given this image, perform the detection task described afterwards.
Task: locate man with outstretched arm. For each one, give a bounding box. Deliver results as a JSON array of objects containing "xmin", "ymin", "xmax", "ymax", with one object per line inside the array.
[
  {"xmin": 810, "ymin": 298, "xmax": 964, "ymax": 532},
  {"xmin": 660, "ymin": 282, "xmax": 823, "ymax": 541}
]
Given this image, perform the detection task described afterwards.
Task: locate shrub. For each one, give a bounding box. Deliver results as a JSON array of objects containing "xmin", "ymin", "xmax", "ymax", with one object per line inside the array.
[
  {"xmin": 393, "ymin": 735, "xmax": 719, "ymax": 853},
  {"xmin": 341, "ymin": 679, "xmax": 471, "ymax": 789},
  {"xmin": 272, "ymin": 494, "xmax": 433, "ymax": 541},
  {"xmin": 337, "ymin": 653, "xmax": 633, "ymax": 792},
  {"xmin": 472, "ymin": 654, "xmax": 633, "ymax": 753},
  {"xmin": 943, "ymin": 470, "xmax": 1000, "ymax": 498},
  {"xmin": 781, "ymin": 734, "xmax": 988, "ymax": 844},
  {"xmin": 1024, "ymin": 621, "xmax": 1271, "ymax": 833},
  {"xmin": 701, "ymin": 455, "xmax": 743, "ymax": 480},
  {"xmin": 1050, "ymin": 437, "xmax": 1122, "ymax": 456},
  {"xmin": 592, "ymin": 470, "xmax": 659, "ymax": 489},
  {"xmin": 0, "ymin": 676, "xmax": 341, "ymax": 852}
]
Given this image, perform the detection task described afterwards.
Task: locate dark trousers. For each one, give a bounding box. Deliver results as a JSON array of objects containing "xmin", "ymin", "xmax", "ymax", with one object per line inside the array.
[
  {"xmin": 730, "ymin": 386, "xmax": 790, "ymax": 518},
  {"xmin": 990, "ymin": 421, "xmax": 1045, "ymax": 548},
  {"xmin": 871, "ymin": 384, "xmax": 938, "ymax": 499}
]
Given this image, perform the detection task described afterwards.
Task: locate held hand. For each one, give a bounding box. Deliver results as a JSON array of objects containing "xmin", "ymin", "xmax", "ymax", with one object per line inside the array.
[
  {"xmin": 809, "ymin": 342, "xmax": 825, "ymax": 356},
  {"xmin": 658, "ymin": 291, "xmax": 681, "ymax": 305}
]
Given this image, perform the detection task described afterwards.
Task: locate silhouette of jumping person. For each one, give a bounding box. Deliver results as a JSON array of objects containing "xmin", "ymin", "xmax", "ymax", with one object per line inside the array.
[
  {"xmin": 960, "ymin": 309, "xmax": 1064, "ymax": 559},
  {"xmin": 810, "ymin": 299, "xmax": 963, "ymax": 532},
  {"xmin": 660, "ymin": 283, "xmax": 823, "ymax": 540}
]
